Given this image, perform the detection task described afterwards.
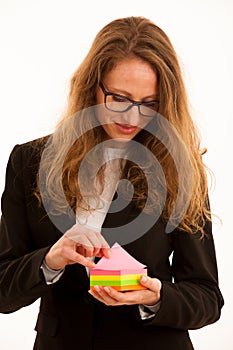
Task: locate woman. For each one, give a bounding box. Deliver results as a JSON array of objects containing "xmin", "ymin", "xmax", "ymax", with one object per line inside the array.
[{"xmin": 0, "ymin": 16, "xmax": 223, "ymax": 350}]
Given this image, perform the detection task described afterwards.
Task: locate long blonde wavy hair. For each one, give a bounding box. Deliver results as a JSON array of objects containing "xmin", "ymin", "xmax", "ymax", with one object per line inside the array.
[{"xmin": 35, "ymin": 16, "xmax": 211, "ymax": 236}]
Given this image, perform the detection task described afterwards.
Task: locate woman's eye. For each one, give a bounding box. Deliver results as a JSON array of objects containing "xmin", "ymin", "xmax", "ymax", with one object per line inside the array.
[
  {"xmin": 145, "ymin": 101, "xmax": 160, "ymax": 110},
  {"xmin": 112, "ymin": 95, "xmax": 128, "ymax": 103}
]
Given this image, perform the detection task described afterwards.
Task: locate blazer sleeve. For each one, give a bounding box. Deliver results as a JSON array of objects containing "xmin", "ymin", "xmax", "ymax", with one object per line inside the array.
[
  {"xmin": 140, "ymin": 220, "xmax": 224, "ymax": 330},
  {"xmin": 0, "ymin": 145, "xmax": 51, "ymax": 313}
]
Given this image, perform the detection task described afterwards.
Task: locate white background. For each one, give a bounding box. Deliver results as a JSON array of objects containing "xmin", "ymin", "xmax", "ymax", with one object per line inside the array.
[{"xmin": 0, "ymin": 0, "xmax": 232, "ymax": 349}]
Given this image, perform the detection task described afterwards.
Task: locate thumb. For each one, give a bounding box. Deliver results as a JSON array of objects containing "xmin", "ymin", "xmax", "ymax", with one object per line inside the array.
[{"xmin": 140, "ymin": 275, "xmax": 162, "ymax": 292}]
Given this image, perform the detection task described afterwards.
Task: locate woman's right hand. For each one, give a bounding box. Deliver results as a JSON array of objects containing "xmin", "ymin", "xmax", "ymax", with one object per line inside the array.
[{"xmin": 45, "ymin": 223, "xmax": 111, "ymax": 271}]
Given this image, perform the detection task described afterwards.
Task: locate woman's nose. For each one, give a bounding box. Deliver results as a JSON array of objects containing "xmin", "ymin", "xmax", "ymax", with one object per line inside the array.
[{"xmin": 122, "ymin": 105, "xmax": 141, "ymax": 125}]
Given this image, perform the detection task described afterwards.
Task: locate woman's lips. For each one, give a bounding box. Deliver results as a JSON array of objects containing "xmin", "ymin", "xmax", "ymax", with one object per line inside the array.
[{"xmin": 115, "ymin": 123, "xmax": 138, "ymax": 135}]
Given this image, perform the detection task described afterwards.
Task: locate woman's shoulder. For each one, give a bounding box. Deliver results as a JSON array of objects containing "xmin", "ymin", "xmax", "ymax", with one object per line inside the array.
[
  {"xmin": 12, "ymin": 135, "xmax": 51, "ymax": 156},
  {"xmin": 9, "ymin": 134, "xmax": 52, "ymax": 171}
]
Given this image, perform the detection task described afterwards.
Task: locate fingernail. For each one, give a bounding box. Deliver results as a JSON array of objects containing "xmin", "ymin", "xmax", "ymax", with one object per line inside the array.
[
  {"xmin": 94, "ymin": 285, "xmax": 100, "ymax": 292},
  {"xmin": 141, "ymin": 275, "xmax": 147, "ymax": 283},
  {"xmin": 104, "ymin": 287, "xmax": 110, "ymax": 293}
]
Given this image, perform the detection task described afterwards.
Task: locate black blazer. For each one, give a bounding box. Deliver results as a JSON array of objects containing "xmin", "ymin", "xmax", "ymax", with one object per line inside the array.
[{"xmin": 0, "ymin": 140, "xmax": 224, "ymax": 350}]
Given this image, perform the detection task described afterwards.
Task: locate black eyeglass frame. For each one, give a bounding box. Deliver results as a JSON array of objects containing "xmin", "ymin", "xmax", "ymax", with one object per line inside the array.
[{"xmin": 99, "ymin": 82, "xmax": 160, "ymax": 117}]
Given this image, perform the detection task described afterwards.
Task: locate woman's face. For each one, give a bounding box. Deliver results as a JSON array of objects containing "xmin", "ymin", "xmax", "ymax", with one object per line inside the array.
[{"xmin": 95, "ymin": 57, "xmax": 159, "ymax": 142}]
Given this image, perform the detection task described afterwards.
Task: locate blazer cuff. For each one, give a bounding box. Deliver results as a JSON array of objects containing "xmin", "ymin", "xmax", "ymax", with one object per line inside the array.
[
  {"xmin": 138, "ymin": 302, "xmax": 161, "ymax": 320},
  {"xmin": 40, "ymin": 260, "xmax": 65, "ymax": 285}
]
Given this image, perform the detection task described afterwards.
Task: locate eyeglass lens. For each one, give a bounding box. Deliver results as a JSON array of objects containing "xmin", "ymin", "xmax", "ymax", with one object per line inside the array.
[{"xmin": 105, "ymin": 94, "xmax": 159, "ymax": 117}]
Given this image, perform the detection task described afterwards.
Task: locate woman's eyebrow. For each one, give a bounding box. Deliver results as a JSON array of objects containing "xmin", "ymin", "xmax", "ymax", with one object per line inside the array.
[{"xmin": 105, "ymin": 85, "xmax": 158, "ymax": 100}]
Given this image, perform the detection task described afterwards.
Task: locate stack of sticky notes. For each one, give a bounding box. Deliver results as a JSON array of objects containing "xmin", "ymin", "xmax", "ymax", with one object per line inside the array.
[{"xmin": 90, "ymin": 243, "xmax": 147, "ymax": 291}]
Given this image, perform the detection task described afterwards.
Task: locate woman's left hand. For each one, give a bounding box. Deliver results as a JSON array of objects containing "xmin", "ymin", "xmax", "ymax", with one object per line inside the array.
[{"xmin": 88, "ymin": 275, "xmax": 161, "ymax": 306}]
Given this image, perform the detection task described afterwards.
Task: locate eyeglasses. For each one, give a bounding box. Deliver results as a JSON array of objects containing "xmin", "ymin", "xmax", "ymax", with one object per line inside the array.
[{"xmin": 99, "ymin": 83, "xmax": 159, "ymax": 117}]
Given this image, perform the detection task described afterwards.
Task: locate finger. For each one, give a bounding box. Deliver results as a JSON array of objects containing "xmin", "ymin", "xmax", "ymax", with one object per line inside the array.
[
  {"xmin": 140, "ymin": 276, "xmax": 162, "ymax": 292},
  {"xmin": 65, "ymin": 224, "xmax": 94, "ymax": 247},
  {"xmin": 84, "ymin": 229, "xmax": 111, "ymax": 252},
  {"xmin": 93, "ymin": 247, "xmax": 100, "ymax": 256},
  {"xmin": 76, "ymin": 243, "xmax": 99, "ymax": 258},
  {"xmin": 103, "ymin": 287, "xmax": 146, "ymax": 304},
  {"xmin": 69, "ymin": 233, "xmax": 96, "ymax": 255},
  {"xmin": 66, "ymin": 224, "xmax": 108, "ymax": 251},
  {"xmin": 100, "ymin": 247, "xmax": 112, "ymax": 258},
  {"xmin": 88, "ymin": 288, "xmax": 108, "ymax": 305},
  {"xmin": 76, "ymin": 246, "xmax": 86, "ymax": 256},
  {"xmin": 82, "ymin": 245, "xmax": 94, "ymax": 257},
  {"xmin": 90, "ymin": 286, "xmax": 120, "ymax": 306},
  {"xmin": 85, "ymin": 230, "xmax": 111, "ymax": 252},
  {"xmin": 95, "ymin": 232, "xmax": 110, "ymax": 249},
  {"xmin": 102, "ymin": 286, "xmax": 120, "ymax": 301},
  {"xmin": 70, "ymin": 251, "xmax": 96, "ymax": 268},
  {"xmin": 78, "ymin": 229, "xmax": 111, "ymax": 258}
]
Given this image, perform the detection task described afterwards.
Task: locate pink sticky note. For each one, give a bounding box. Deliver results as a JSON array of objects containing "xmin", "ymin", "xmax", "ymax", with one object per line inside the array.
[{"xmin": 90, "ymin": 243, "xmax": 147, "ymax": 291}]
